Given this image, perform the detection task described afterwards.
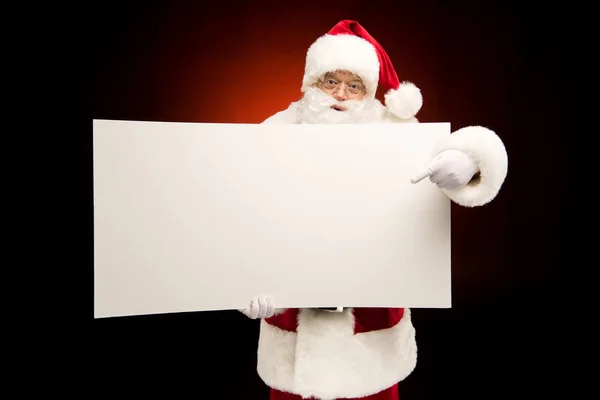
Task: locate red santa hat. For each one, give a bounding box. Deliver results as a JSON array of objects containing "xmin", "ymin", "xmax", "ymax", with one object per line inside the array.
[{"xmin": 301, "ymin": 20, "xmax": 423, "ymax": 120}]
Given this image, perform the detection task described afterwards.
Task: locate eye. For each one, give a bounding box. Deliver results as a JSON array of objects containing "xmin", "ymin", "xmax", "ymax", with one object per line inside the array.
[{"xmin": 326, "ymin": 79, "xmax": 336, "ymax": 85}]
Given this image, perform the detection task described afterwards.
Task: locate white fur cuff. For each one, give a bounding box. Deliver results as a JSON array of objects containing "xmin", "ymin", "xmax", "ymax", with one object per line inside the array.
[{"xmin": 432, "ymin": 126, "xmax": 508, "ymax": 207}]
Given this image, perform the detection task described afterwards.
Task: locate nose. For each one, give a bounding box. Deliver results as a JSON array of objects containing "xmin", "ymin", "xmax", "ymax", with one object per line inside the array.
[{"xmin": 333, "ymin": 84, "xmax": 348, "ymax": 101}]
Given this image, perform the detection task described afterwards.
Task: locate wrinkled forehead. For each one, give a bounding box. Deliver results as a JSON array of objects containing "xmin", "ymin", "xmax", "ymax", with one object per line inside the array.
[{"xmin": 323, "ymin": 70, "xmax": 364, "ymax": 83}]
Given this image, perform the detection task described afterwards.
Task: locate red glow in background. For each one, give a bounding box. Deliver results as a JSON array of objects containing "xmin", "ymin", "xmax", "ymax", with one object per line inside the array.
[{"xmin": 88, "ymin": 1, "xmax": 569, "ymax": 398}]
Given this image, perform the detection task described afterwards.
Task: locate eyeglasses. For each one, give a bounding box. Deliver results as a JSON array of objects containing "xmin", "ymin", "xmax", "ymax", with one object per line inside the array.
[{"xmin": 317, "ymin": 78, "xmax": 366, "ymax": 98}]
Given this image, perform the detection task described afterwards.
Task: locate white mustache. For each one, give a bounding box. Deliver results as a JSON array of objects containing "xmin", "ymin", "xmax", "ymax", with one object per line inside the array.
[
  {"xmin": 297, "ymin": 87, "xmax": 384, "ymax": 124},
  {"xmin": 305, "ymin": 88, "xmax": 363, "ymax": 110}
]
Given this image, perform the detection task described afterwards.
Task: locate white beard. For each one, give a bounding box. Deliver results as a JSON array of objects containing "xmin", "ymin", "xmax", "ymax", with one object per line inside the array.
[{"xmin": 296, "ymin": 87, "xmax": 387, "ymax": 124}]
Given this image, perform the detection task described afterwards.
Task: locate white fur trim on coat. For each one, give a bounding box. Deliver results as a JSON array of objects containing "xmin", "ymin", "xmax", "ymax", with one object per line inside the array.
[
  {"xmin": 256, "ymin": 308, "xmax": 417, "ymax": 399},
  {"xmin": 432, "ymin": 126, "xmax": 508, "ymax": 207},
  {"xmin": 302, "ymin": 34, "xmax": 380, "ymax": 96}
]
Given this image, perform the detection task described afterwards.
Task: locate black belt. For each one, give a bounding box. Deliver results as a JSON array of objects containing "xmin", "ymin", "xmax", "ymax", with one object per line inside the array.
[{"xmin": 315, "ymin": 307, "xmax": 344, "ymax": 312}]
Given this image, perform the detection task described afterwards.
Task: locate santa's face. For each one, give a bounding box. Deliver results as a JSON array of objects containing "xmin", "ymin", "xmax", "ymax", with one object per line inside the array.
[{"xmin": 296, "ymin": 71, "xmax": 385, "ymax": 124}]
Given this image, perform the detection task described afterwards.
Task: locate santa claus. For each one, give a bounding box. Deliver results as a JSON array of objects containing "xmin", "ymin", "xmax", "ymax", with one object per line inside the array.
[{"xmin": 240, "ymin": 20, "xmax": 508, "ymax": 400}]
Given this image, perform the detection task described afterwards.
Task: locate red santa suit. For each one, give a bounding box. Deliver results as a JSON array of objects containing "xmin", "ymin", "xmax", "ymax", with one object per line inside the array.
[
  {"xmin": 251, "ymin": 20, "xmax": 508, "ymax": 400},
  {"xmin": 258, "ymin": 308, "xmax": 414, "ymax": 400}
]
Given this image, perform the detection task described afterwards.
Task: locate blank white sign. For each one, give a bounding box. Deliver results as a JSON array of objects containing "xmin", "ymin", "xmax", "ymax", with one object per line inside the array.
[{"xmin": 93, "ymin": 119, "xmax": 451, "ymax": 319}]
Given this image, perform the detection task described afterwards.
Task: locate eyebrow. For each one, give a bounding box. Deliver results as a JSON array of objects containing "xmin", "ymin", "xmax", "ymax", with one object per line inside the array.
[{"xmin": 324, "ymin": 72, "xmax": 363, "ymax": 83}]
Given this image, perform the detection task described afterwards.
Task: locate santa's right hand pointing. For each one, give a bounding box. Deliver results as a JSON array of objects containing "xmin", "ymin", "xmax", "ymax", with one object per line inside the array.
[
  {"xmin": 411, "ymin": 149, "xmax": 479, "ymax": 189},
  {"xmin": 240, "ymin": 295, "xmax": 275, "ymax": 319}
]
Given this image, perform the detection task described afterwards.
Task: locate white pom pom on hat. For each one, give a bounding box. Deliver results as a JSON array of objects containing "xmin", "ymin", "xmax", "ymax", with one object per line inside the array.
[{"xmin": 302, "ymin": 19, "xmax": 423, "ymax": 120}]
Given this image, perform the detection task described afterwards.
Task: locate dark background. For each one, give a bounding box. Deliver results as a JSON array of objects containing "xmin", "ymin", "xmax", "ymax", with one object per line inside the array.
[{"xmin": 84, "ymin": 1, "xmax": 570, "ymax": 398}]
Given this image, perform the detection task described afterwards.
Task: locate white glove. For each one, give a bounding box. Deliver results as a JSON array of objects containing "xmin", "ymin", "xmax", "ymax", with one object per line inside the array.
[
  {"xmin": 239, "ymin": 295, "xmax": 275, "ymax": 319},
  {"xmin": 411, "ymin": 149, "xmax": 478, "ymax": 189}
]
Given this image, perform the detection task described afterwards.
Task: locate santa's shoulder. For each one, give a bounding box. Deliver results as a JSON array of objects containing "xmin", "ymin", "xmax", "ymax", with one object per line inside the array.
[
  {"xmin": 368, "ymin": 98, "xmax": 418, "ymax": 123},
  {"xmin": 261, "ymin": 102, "xmax": 300, "ymax": 124}
]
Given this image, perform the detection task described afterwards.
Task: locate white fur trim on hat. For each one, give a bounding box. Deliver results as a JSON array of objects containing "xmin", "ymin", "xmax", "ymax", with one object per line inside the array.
[
  {"xmin": 302, "ymin": 34, "xmax": 380, "ymax": 96},
  {"xmin": 384, "ymin": 81, "xmax": 423, "ymax": 120}
]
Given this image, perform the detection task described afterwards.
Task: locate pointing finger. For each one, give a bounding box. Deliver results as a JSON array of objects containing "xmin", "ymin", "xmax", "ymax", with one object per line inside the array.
[{"xmin": 411, "ymin": 168, "xmax": 432, "ymax": 184}]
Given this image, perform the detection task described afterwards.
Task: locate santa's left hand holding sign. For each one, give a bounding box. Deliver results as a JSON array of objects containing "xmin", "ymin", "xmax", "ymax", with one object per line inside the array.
[{"xmin": 239, "ymin": 295, "xmax": 275, "ymax": 319}]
